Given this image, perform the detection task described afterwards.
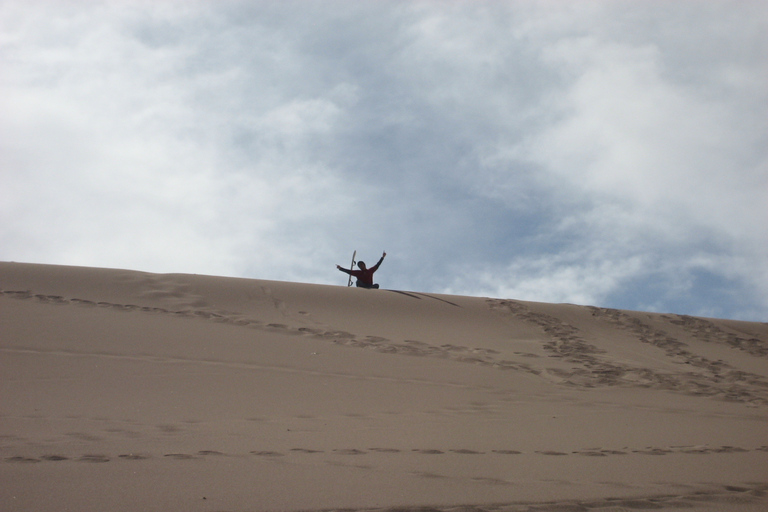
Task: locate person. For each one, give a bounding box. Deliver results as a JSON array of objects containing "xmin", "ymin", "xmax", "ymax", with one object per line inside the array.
[{"xmin": 337, "ymin": 251, "xmax": 386, "ymax": 289}]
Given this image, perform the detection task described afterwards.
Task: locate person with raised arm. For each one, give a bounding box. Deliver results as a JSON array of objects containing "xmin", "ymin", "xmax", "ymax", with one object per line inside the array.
[{"xmin": 337, "ymin": 252, "xmax": 386, "ymax": 289}]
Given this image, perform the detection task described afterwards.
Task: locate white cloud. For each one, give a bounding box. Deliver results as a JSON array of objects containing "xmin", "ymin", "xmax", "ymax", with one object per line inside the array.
[
  {"xmin": 461, "ymin": 5, "xmax": 768, "ymax": 317},
  {"xmin": 1, "ymin": 0, "xmax": 766, "ymax": 319},
  {"xmin": 448, "ymin": 251, "xmax": 647, "ymax": 307}
]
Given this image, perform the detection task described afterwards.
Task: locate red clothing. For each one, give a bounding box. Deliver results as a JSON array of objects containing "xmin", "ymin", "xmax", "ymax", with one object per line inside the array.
[{"xmin": 347, "ymin": 267, "xmax": 376, "ymax": 286}]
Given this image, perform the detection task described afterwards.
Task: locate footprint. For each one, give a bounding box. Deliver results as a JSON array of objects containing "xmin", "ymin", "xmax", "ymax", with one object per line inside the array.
[
  {"xmin": 2, "ymin": 290, "xmax": 32, "ymax": 299},
  {"xmin": 492, "ymin": 450, "xmax": 522, "ymax": 455},
  {"xmin": 537, "ymin": 450, "xmax": 568, "ymax": 456},
  {"xmin": 41, "ymin": 455, "xmax": 69, "ymax": 461},
  {"xmin": 451, "ymin": 449, "xmax": 484, "ymax": 454},
  {"xmin": 333, "ymin": 449, "xmax": 367, "ymax": 455},
  {"xmin": 633, "ymin": 448, "xmax": 673, "ymax": 456},
  {"xmin": 197, "ymin": 450, "xmax": 225, "ymax": 456},
  {"xmin": 111, "ymin": 301, "xmax": 141, "ymax": 311},
  {"xmin": 712, "ymin": 446, "xmax": 748, "ymax": 453},
  {"xmin": 368, "ymin": 448, "xmax": 401, "ymax": 453},
  {"xmin": 290, "ymin": 448, "xmax": 324, "ymax": 454},
  {"xmin": 79, "ymin": 454, "xmax": 110, "ymax": 463},
  {"xmin": 5, "ymin": 456, "xmax": 41, "ymax": 463},
  {"xmin": 164, "ymin": 453, "xmax": 198, "ymax": 460},
  {"xmin": 323, "ymin": 330, "xmax": 355, "ymax": 339},
  {"xmin": 679, "ymin": 447, "xmax": 712, "ymax": 454},
  {"xmin": 119, "ymin": 454, "xmax": 151, "ymax": 460},
  {"xmin": 413, "ymin": 449, "xmax": 444, "ymax": 455},
  {"xmin": 250, "ymin": 451, "xmax": 284, "ymax": 457},
  {"xmin": 140, "ymin": 306, "xmax": 167, "ymax": 313}
]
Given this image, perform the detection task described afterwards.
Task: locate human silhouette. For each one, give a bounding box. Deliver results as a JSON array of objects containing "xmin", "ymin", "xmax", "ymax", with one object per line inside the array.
[{"xmin": 337, "ymin": 252, "xmax": 386, "ymax": 289}]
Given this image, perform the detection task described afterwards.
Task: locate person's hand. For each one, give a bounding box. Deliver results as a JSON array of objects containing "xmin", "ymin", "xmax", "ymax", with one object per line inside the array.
[
  {"xmin": 336, "ymin": 265, "xmax": 342, "ymax": 270},
  {"xmin": 382, "ymin": 251, "xmax": 387, "ymax": 258}
]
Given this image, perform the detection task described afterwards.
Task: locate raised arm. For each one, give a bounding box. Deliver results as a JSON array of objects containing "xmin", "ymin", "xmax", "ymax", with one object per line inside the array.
[
  {"xmin": 370, "ymin": 251, "xmax": 386, "ymax": 272},
  {"xmin": 336, "ymin": 264, "xmax": 352, "ymax": 275}
]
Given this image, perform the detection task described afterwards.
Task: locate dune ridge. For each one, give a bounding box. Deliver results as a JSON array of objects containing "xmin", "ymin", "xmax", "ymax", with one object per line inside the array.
[{"xmin": 1, "ymin": 262, "xmax": 766, "ymax": 511}]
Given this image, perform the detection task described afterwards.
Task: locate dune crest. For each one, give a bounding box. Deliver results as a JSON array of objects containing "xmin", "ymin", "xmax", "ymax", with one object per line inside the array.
[{"xmin": 1, "ymin": 262, "xmax": 766, "ymax": 511}]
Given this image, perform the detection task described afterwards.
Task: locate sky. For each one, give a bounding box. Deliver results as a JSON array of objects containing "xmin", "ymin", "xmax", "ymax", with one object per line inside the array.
[{"xmin": 1, "ymin": 0, "xmax": 766, "ymax": 321}]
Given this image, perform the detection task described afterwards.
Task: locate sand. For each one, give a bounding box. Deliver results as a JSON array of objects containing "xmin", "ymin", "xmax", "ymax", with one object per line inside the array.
[{"xmin": 1, "ymin": 261, "xmax": 766, "ymax": 512}]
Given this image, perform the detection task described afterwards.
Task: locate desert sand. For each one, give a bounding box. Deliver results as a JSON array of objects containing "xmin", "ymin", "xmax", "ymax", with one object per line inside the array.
[{"xmin": 1, "ymin": 261, "xmax": 767, "ymax": 512}]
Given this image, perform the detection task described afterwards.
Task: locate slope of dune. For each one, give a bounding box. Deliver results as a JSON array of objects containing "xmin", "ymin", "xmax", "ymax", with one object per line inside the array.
[{"xmin": 1, "ymin": 261, "xmax": 767, "ymax": 512}]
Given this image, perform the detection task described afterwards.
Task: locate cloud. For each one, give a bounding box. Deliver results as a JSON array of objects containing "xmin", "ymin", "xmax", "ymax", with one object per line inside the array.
[
  {"xmin": 441, "ymin": 2, "xmax": 768, "ymax": 319},
  {"xmin": 1, "ymin": 0, "xmax": 766, "ymax": 320}
]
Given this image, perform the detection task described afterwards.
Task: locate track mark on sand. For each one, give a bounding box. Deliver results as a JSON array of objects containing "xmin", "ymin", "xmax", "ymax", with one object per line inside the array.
[
  {"xmin": 412, "ymin": 292, "xmax": 461, "ymax": 307},
  {"xmin": 632, "ymin": 448, "xmax": 673, "ymax": 456},
  {"xmin": 250, "ymin": 450, "xmax": 284, "ymax": 457},
  {"xmin": 573, "ymin": 450, "xmax": 607, "ymax": 457},
  {"xmin": 588, "ymin": 306, "xmax": 768, "ymax": 405},
  {"xmin": 5, "ymin": 456, "xmax": 40, "ymax": 463},
  {"xmin": 78, "ymin": 454, "xmax": 110, "ymax": 463},
  {"xmin": 1, "ymin": 290, "xmax": 32, "ymax": 299},
  {"xmin": 164, "ymin": 453, "xmax": 199, "ymax": 460},
  {"xmin": 333, "ymin": 448, "xmax": 367, "ymax": 455},
  {"xmin": 40, "ymin": 454, "xmax": 69, "ymax": 461},
  {"xmin": 4, "ymin": 443, "xmax": 764, "ymax": 465},
  {"xmin": 119, "ymin": 453, "xmax": 151, "ymax": 460},
  {"xmin": 0, "ymin": 289, "xmax": 535, "ymax": 377},
  {"xmin": 197, "ymin": 450, "xmax": 225, "ymax": 456},
  {"xmin": 488, "ymin": 299, "xmax": 768, "ymax": 405},
  {"xmin": 663, "ymin": 314, "xmax": 768, "ymax": 358}
]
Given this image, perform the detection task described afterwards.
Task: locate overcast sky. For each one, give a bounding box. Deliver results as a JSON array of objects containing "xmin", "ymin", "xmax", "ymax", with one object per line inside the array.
[{"xmin": 2, "ymin": 1, "xmax": 766, "ymax": 320}]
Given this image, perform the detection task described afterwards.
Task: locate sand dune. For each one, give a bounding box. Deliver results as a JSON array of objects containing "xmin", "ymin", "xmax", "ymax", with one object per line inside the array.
[{"xmin": 1, "ymin": 261, "xmax": 766, "ymax": 511}]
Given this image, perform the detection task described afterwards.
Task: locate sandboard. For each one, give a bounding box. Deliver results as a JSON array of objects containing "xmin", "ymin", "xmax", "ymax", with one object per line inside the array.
[{"xmin": 347, "ymin": 250, "xmax": 356, "ymax": 287}]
